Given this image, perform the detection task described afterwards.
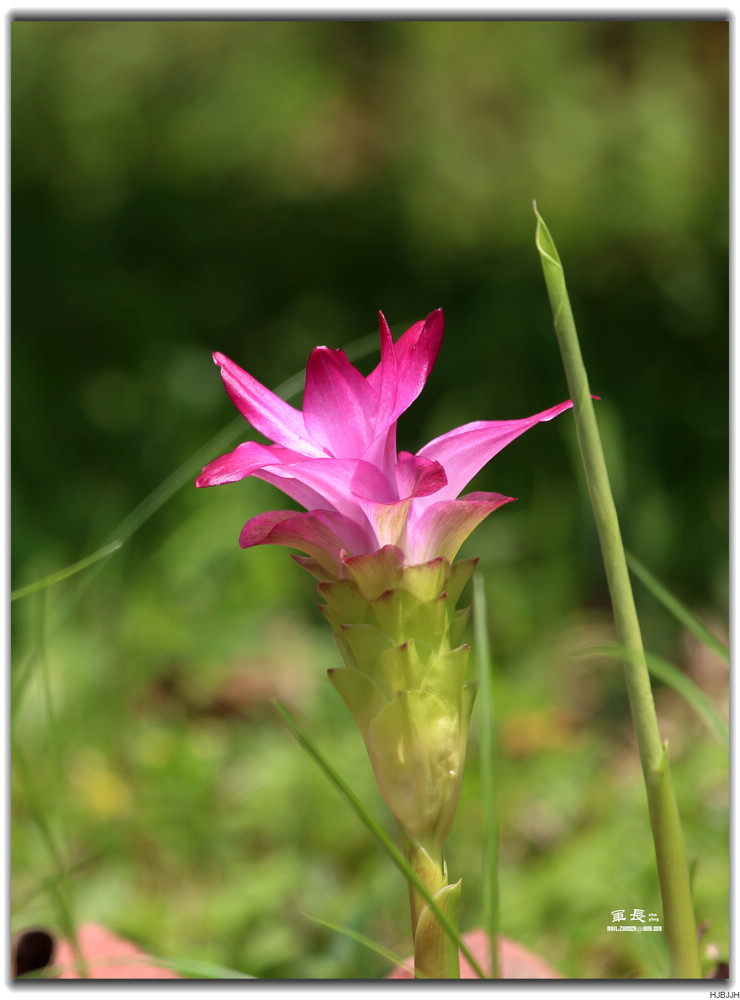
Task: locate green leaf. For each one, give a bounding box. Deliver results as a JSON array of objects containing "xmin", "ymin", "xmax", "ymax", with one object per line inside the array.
[
  {"xmin": 300, "ymin": 909, "xmax": 418, "ymax": 977},
  {"xmin": 145, "ymin": 956, "xmax": 256, "ymax": 979},
  {"xmin": 535, "ymin": 203, "xmax": 702, "ymax": 977},
  {"xmin": 11, "ymin": 540, "xmax": 123, "ymax": 602},
  {"xmin": 626, "ymin": 551, "xmax": 728, "ymax": 665},
  {"xmin": 588, "ymin": 644, "xmax": 728, "ymax": 748},
  {"xmin": 12, "ymin": 741, "xmax": 89, "ymax": 978}
]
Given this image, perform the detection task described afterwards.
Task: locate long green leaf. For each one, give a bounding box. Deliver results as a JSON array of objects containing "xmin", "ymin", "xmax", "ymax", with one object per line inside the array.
[
  {"xmin": 11, "ymin": 540, "xmax": 124, "ymax": 602},
  {"xmin": 626, "ymin": 551, "xmax": 729, "ymax": 665},
  {"xmin": 145, "ymin": 956, "xmax": 256, "ymax": 979},
  {"xmin": 300, "ymin": 910, "xmax": 419, "ymax": 977},
  {"xmin": 273, "ymin": 701, "xmax": 486, "ymax": 980},
  {"xmin": 534, "ymin": 203, "xmax": 701, "ymax": 977},
  {"xmin": 473, "ymin": 573, "xmax": 498, "ymax": 978},
  {"xmin": 588, "ymin": 643, "xmax": 728, "ymax": 747}
]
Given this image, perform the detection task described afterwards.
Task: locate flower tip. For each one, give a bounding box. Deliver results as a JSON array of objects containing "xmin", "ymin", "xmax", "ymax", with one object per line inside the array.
[
  {"xmin": 539, "ymin": 400, "xmax": 575, "ymax": 422},
  {"xmin": 424, "ymin": 307, "xmax": 445, "ymax": 331}
]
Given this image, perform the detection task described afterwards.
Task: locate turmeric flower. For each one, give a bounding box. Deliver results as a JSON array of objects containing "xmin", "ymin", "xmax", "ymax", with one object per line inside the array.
[
  {"xmin": 197, "ymin": 310, "xmax": 573, "ymax": 962},
  {"xmin": 196, "ymin": 309, "xmax": 572, "ymax": 575}
]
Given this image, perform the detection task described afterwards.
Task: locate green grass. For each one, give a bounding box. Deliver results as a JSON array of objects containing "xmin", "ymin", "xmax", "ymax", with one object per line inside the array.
[{"xmin": 11, "ymin": 477, "xmax": 728, "ymax": 978}]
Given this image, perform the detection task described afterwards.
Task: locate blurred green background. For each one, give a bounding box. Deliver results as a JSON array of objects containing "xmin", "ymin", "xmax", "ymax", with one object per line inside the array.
[{"xmin": 12, "ymin": 20, "xmax": 728, "ymax": 979}]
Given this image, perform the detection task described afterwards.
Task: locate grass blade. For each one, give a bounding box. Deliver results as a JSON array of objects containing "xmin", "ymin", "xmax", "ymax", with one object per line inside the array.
[
  {"xmin": 472, "ymin": 572, "xmax": 499, "ymax": 978},
  {"xmin": 534, "ymin": 203, "xmax": 701, "ymax": 977},
  {"xmin": 588, "ymin": 643, "xmax": 728, "ymax": 747},
  {"xmin": 626, "ymin": 551, "xmax": 728, "ymax": 665},
  {"xmin": 11, "ymin": 541, "xmax": 123, "ymax": 602},
  {"xmin": 12, "ymin": 741, "xmax": 88, "ymax": 978},
  {"xmin": 145, "ymin": 956, "xmax": 256, "ymax": 979},
  {"xmin": 300, "ymin": 910, "xmax": 419, "ymax": 977},
  {"xmin": 273, "ymin": 700, "xmax": 486, "ymax": 980}
]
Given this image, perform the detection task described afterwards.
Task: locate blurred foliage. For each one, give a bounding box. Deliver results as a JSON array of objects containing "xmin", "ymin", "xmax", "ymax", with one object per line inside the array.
[{"xmin": 11, "ymin": 20, "xmax": 727, "ymax": 979}]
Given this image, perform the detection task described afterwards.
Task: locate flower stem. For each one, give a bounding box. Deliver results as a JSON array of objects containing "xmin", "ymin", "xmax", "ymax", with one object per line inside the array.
[
  {"xmin": 533, "ymin": 203, "xmax": 701, "ymax": 979},
  {"xmin": 473, "ymin": 572, "xmax": 499, "ymax": 978},
  {"xmin": 402, "ymin": 832, "xmax": 461, "ymax": 979}
]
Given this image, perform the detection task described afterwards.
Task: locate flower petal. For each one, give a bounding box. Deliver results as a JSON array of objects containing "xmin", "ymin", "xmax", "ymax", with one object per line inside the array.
[
  {"xmin": 239, "ymin": 509, "xmax": 374, "ymax": 574},
  {"xmin": 352, "ymin": 456, "xmax": 446, "ymax": 550},
  {"xmin": 303, "ymin": 346, "xmax": 378, "ymax": 458},
  {"xmin": 394, "ymin": 453, "xmax": 447, "ymax": 499},
  {"xmin": 195, "ymin": 441, "xmax": 305, "ymax": 488},
  {"xmin": 261, "ymin": 456, "xmax": 396, "ymax": 517},
  {"xmin": 369, "ymin": 311, "xmax": 399, "ymax": 433},
  {"xmin": 417, "ymin": 400, "xmax": 574, "ymax": 501},
  {"xmin": 212, "ymin": 353, "xmax": 319, "ymax": 454},
  {"xmin": 367, "ymin": 310, "xmax": 444, "ymax": 428},
  {"xmin": 406, "ymin": 492, "xmax": 515, "ymax": 564},
  {"xmin": 360, "ymin": 496, "xmax": 414, "ymax": 550}
]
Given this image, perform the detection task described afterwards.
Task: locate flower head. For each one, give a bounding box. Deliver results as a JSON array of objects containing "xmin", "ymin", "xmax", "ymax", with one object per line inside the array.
[
  {"xmin": 197, "ymin": 310, "xmax": 573, "ymax": 858},
  {"xmin": 196, "ymin": 309, "xmax": 572, "ymax": 576}
]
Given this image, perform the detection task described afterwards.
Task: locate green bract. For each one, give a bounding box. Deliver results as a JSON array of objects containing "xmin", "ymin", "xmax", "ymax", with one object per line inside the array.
[{"xmin": 301, "ymin": 544, "xmax": 478, "ymax": 861}]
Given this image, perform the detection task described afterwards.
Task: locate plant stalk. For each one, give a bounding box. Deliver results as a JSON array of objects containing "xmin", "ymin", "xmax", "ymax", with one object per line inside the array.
[
  {"xmin": 534, "ymin": 203, "xmax": 701, "ymax": 978},
  {"xmin": 402, "ymin": 832, "xmax": 461, "ymax": 979},
  {"xmin": 473, "ymin": 572, "xmax": 499, "ymax": 978}
]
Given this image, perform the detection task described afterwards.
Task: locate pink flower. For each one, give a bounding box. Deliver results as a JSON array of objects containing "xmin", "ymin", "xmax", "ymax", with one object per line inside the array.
[{"xmin": 196, "ymin": 310, "xmax": 572, "ymax": 577}]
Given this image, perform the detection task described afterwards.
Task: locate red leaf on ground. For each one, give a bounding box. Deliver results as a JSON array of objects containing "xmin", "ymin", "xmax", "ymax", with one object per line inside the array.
[{"xmin": 49, "ymin": 923, "xmax": 180, "ymax": 979}]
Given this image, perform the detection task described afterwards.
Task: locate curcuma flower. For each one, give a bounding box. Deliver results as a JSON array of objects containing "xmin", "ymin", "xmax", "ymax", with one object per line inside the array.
[{"xmin": 196, "ymin": 310, "xmax": 572, "ymax": 944}]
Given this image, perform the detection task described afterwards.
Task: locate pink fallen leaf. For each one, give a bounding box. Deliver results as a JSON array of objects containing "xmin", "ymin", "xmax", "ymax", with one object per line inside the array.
[{"xmin": 51, "ymin": 923, "xmax": 180, "ymax": 979}]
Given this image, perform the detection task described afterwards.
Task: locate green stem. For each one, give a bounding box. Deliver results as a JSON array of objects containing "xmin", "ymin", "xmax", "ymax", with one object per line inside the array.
[
  {"xmin": 402, "ymin": 833, "xmax": 461, "ymax": 979},
  {"xmin": 274, "ymin": 702, "xmax": 486, "ymax": 979},
  {"xmin": 534, "ymin": 203, "xmax": 701, "ymax": 979},
  {"xmin": 473, "ymin": 573, "xmax": 499, "ymax": 978}
]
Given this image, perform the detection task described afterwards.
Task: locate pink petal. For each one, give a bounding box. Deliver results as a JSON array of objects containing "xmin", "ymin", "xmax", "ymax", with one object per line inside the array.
[
  {"xmin": 354, "ymin": 457, "xmax": 446, "ymax": 550},
  {"xmin": 195, "ymin": 441, "xmax": 305, "ymax": 488},
  {"xmin": 368, "ymin": 311, "xmax": 399, "ymax": 433},
  {"xmin": 406, "ymin": 492, "xmax": 515, "ymax": 563},
  {"xmin": 417, "ymin": 400, "xmax": 574, "ymax": 501},
  {"xmin": 212, "ymin": 353, "xmax": 320, "ymax": 454},
  {"xmin": 239, "ymin": 509, "xmax": 375, "ymax": 574},
  {"xmin": 261, "ymin": 457, "xmax": 396, "ymax": 518},
  {"xmin": 367, "ymin": 310, "xmax": 444, "ymax": 428},
  {"xmin": 360, "ymin": 496, "xmax": 414, "ymax": 550},
  {"xmin": 394, "ymin": 452, "xmax": 447, "ymax": 499},
  {"xmin": 303, "ymin": 346, "xmax": 378, "ymax": 458}
]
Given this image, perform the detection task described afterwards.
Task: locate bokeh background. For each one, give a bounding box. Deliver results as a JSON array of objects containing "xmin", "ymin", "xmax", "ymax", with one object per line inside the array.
[{"xmin": 12, "ymin": 20, "xmax": 728, "ymax": 979}]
